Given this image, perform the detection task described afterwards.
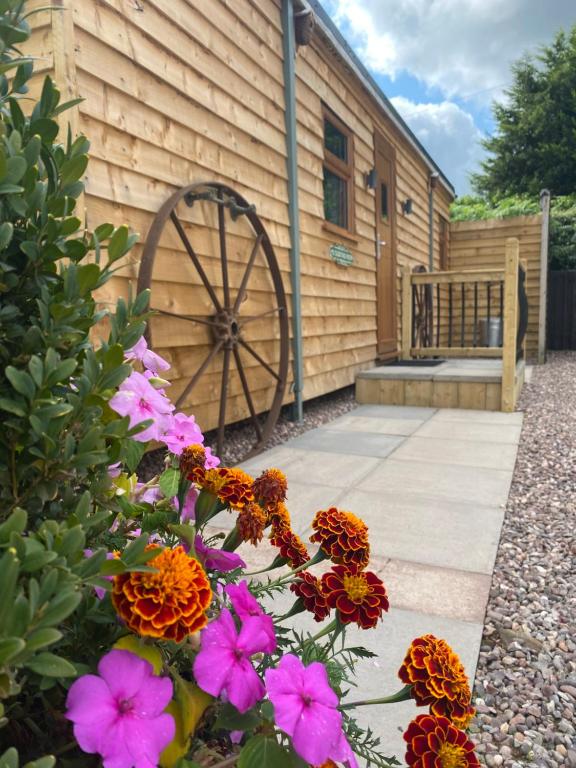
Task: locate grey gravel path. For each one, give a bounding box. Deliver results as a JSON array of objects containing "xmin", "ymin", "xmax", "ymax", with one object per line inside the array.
[{"xmin": 472, "ymin": 352, "xmax": 576, "ymax": 767}]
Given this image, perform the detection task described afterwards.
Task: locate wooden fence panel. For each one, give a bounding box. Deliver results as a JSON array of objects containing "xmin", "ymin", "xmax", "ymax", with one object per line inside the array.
[{"xmin": 548, "ymin": 271, "xmax": 576, "ymax": 350}]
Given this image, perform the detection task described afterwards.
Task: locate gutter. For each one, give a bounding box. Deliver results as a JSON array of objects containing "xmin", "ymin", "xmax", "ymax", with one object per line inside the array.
[
  {"xmin": 281, "ymin": 0, "xmax": 304, "ymax": 422},
  {"xmin": 306, "ymin": 0, "xmax": 455, "ymax": 198}
]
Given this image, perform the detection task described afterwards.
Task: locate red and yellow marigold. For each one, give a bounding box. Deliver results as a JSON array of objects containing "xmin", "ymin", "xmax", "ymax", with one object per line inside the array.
[
  {"xmin": 310, "ymin": 507, "xmax": 370, "ymax": 569},
  {"xmin": 404, "ymin": 714, "xmax": 480, "ymax": 768},
  {"xmin": 190, "ymin": 466, "xmax": 254, "ymax": 510},
  {"xmin": 290, "ymin": 571, "xmax": 331, "ymax": 622},
  {"xmin": 321, "ymin": 565, "xmax": 389, "ymax": 629},
  {"xmin": 112, "ymin": 545, "xmax": 212, "ymax": 642},
  {"xmin": 237, "ymin": 502, "xmax": 268, "ymax": 546},
  {"xmin": 270, "ymin": 527, "xmax": 309, "ymax": 569},
  {"xmin": 268, "ymin": 501, "xmax": 291, "ymax": 533},
  {"xmin": 399, "ymin": 635, "xmax": 476, "ymax": 727},
  {"xmin": 179, "ymin": 443, "xmax": 206, "ymax": 476},
  {"xmin": 252, "ymin": 468, "xmax": 287, "ymax": 509}
]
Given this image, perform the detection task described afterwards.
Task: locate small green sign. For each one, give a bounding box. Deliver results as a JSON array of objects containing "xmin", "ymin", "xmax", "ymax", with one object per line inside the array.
[{"xmin": 329, "ymin": 243, "xmax": 353, "ymax": 267}]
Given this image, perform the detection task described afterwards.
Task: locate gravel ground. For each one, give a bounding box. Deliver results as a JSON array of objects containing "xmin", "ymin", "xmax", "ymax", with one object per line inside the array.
[
  {"xmin": 139, "ymin": 384, "xmax": 356, "ymax": 478},
  {"xmin": 472, "ymin": 352, "xmax": 576, "ymax": 767}
]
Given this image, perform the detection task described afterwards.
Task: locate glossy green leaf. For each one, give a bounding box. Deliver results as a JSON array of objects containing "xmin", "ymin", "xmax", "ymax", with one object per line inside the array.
[{"xmin": 26, "ymin": 652, "xmax": 76, "ymax": 678}]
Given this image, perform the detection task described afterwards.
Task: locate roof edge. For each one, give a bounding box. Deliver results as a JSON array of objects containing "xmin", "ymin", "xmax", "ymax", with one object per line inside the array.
[{"xmin": 303, "ymin": 0, "xmax": 455, "ymax": 196}]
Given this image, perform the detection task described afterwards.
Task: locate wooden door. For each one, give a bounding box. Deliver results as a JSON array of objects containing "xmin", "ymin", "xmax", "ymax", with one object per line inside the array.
[{"xmin": 374, "ymin": 132, "xmax": 397, "ymax": 358}]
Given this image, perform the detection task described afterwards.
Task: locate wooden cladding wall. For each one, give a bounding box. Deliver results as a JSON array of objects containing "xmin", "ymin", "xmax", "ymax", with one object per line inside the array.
[
  {"xmin": 26, "ymin": 0, "xmax": 453, "ymax": 430},
  {"xmin": 448, "ymin": 216, "xmax": 543, "ymax": 360}
]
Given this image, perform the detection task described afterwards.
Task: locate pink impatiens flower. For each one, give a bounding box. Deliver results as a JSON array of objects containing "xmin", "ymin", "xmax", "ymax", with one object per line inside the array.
[
  {"xmin": 195, "ymin": 535, "xmax": 246, "ymax": 573},
  {"xmin": 264, "ymin": 654, "xmax": 346, "ymax": 766},
  {"xmin": 109, "ymin": 371, "xmax": 174, "ymax": 442},
  {"xmin": 65, "ymin": 649, "xmax": 174, "ymax": 768},
  {"xmin": 161, "ymin": 412, "xmax": 204, "ymax": 456},
  {"xmin": 193, "ymin": 608, "xmax": 269, "ymax": 713},
  {"xmin": 204, "ymin": 446, "xmax": 220, "ymax": 468},
  {"xmin": 225, "ymin": 581, "xmax": 276, "ymax": 653},
  {"xmin": 125, "ymin": 336, "xmax": 170, "ymax": 375}
]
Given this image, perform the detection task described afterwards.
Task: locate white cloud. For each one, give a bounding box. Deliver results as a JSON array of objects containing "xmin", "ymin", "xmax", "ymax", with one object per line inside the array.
[
  {"xmin": 390, "ymin": 97, "xmax": 486, "ymax": 195},
  {"xmin": 330, "ymin": 0, "xmax": 575, "ymax": 103}
]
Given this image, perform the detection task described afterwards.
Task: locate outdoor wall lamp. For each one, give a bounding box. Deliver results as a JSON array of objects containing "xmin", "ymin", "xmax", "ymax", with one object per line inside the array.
[
  {"xmin": 402, "ymin": 197, "xmax": 413, "ymax": 215},
  {"xmin": 365, "ymin": 168, "xmax": 377, "ymax": 189}
]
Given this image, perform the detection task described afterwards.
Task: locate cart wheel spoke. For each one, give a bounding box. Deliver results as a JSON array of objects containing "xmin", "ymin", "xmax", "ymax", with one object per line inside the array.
[
  {"xmin": 171, "ymin": 211, "xmax": 223, "ymax": 313},
  {"xmin": 233, "ymin": 346, "xmax": 263, "ymax": 441},
  {"xmin": 217, "ymin": 346, "xmax": 231, "ymax": 457},
  {"xmin": 151, "ymin": 307, "xmax": 220, "ymax": 328},
  {"xmin": 175, "ymin": 340, "xmax": 224, "ymax": 408},
  {"xmin": 233, "ymin": 233, "xmax": 263, "ymax": 314},
  {"xmin": 238, "ymin": 338, "xmax": 281, "ymax": 381},
  {"xmin": 218, "ymin": 204, "xmax": 230, "ymax": 310},
  {"xmin": 238, "ymin": 306, "xmax": 283, "ymax": 328}
]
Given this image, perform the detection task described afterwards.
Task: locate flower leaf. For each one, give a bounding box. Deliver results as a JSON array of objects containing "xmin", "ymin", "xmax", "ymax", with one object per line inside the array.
[
  {"xmin": 238, "ymin": 736, "xmax": 293, "ymax": 768},
  {"xmin": 159, "ymin": 468, "xmax": 180, "ymax": 499},
  {"xmin": 25, "ymin": 652, "xmax": 77, "ymax": 678}
]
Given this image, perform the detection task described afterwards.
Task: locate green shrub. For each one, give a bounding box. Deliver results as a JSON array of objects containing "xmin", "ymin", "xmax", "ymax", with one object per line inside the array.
[{"xmin": 0, "ymin": 2, "xmax": 150, "ymax": 761}]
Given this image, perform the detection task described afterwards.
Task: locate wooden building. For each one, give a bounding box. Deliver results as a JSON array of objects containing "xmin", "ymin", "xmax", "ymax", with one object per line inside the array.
[{"xmin": 28, "ymin": 0, "xmax": 456, "ymax": 446}]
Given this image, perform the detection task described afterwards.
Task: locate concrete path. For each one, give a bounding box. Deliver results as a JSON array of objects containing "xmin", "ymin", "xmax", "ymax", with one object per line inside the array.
[{"xmin": 228, "ymin": 404, "xmax": 523, "ymax": 760}]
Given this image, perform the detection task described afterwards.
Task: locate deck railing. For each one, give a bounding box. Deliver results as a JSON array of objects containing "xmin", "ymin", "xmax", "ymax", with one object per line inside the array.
[{"xmin": 401, "ymin": 237, "xmax": 528, "ymax": 411}]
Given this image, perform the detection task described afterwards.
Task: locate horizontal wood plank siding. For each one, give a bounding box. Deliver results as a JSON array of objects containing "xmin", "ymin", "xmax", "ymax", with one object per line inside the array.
[{"xmin": 449, "ymin": 216, "xmax": 542, "ymax": 360}]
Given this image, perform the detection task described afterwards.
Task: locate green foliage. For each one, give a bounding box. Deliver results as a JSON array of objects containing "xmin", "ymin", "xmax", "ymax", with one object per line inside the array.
[
  {"xmin": 472, "ymin": 26, "xmax": 576, "ymax": 198},
  {"xmin": 450, "ymin": 194, "xmax": 576, "ymax": 270},
  {"xmin": 0, "ymin": 2, "xmax": 150, "ymax": 761}
]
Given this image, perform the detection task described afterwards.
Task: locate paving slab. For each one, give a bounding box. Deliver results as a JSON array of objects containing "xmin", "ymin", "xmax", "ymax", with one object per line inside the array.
[
  {"xmin": 372, "ymin": 557, "xmax": 492, "ymax": 623},
  {"xmin": 416, "ymin": 419, "xmax": 522, "ymax": 444},
  {"xmin": 335, "ymin": 488, "xmax": 504, "ymax": 574},
  {"xmin": 353, "ymin": 404, "xmax": 437, "ymax": 420},
  {"xmin": 431, "ymin": 408, "xmax": 524, "ymax": 425},
  {"xmin": 287, "ymin": 428, "xmax": 405, "ymax": 457},
  {"xmin": 248, "ymin": 448, "xmax": 383, "ymax": 489},
  {"xmin": 322, "ymin": 414, "xmax": 426, "ymax": 436},
  {"xmin": 357, "ymin": 459, "xmax": 513, "ymax": 507},
  {"xmin": 391, "ymin": 435, "xmax": 519, "ymax": 470}
]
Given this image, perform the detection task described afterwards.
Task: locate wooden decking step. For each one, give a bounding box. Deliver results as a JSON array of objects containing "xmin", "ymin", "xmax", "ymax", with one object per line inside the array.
[{"xmin": 356, "ymin": 359, "xmax": 525, "ymax": 411}]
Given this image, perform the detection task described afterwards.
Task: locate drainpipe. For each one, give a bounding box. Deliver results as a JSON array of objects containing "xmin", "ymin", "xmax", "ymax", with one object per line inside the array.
[
  {"xmin": 281, "ymin": 0, "xmax": 304, "ymax": 421},
  {"xmin": 428, "ymin": 172, "xmax": 439, "ymax": 271}
]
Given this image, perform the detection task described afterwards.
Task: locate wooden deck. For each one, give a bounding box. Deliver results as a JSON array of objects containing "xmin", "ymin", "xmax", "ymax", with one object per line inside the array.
[{"xmin": 356, "ymin": 358, "xmax": 525, "ymax": 412}]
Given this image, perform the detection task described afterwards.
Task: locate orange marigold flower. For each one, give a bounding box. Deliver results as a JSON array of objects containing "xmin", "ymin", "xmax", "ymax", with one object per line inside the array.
[
  {"xmin": 404, "ymin": 714, "xmax": 480, "ymax": 768},
  {"xmin": 179, "ymin": 443, "xmax": 206, "ymax": 476},
  {"xmin": 191, "ymin": 467, "xmax": 254, "ymax": 510},
  {"xmin": 290, "ymin": 571, "xmax": 331, "ymax": 622},
  {"xmin": 321, "ymin": 565, "xmax": 389, "ymax": 629},
  {"xmin": 270, "ymin": 527, "xmax": 309, "ymax": 568},
  {"xmin": 112, "ymin": 545, "xmax": 212, "ymax": 642},
  {"xmin": 268, "ymin": 501, "xmax": 291, "ymax": 532},
  {"xmin": 237, "ymin": 502, "xmax": 268, "ymax": 546},
  {"xmin": 399, "ymin": 634, "xmax": 476, "ymax": 727},
  {"xmin": 310, "ymin": 507, "xmax": 370, "ymax": 569},
  {"xmin": 252, "ymin": 468, "xmax": 288, "ymax": 509}
]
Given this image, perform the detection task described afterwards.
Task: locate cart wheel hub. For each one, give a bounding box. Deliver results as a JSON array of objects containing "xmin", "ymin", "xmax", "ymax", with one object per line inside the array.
[{"xmin": 213, "ymin": 310, "xmax": 241, "ymax": 344}]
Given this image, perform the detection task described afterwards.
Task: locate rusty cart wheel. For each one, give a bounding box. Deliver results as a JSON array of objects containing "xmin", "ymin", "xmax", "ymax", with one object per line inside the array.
[{"xmin": 137, "ymin": 182, "xmax": 290, "ymax": 460}]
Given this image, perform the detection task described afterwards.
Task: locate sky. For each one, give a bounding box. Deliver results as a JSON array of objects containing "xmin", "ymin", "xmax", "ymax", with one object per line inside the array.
[{"xmin": 321, "ymin": 0, "xmax": 576, "ymax": 196}]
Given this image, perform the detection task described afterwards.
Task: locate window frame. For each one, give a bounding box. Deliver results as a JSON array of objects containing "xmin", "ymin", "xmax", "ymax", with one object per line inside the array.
[{"xmin": 322, "ymin": 105, "xmax": 356, "ymax": 239}]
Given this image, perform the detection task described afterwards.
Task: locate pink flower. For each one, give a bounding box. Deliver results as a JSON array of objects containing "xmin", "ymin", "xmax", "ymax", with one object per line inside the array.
[
  {"xmin": 109, "ymin": 371, "xmax": 174, "ymax": 442},
  {"xmin": 125, "ymin": 336, "xmax": 170, "ymax": 375},
  {"xmin": 193, "ymin": 608, "xmax": 269, "ymax": 713},
  {"xmin": 195, "ymin": 535, "xmax": 246, "ymax": 573},
  {"xmin": 264, "ymin": 654, "xmax": 343, "ymax": 766},
  {"xmin": 65, "ymin": 649, "xmax": 174, "ymax": 768},
  {"xmin": 225, "ymin": 581, "xmax": 276, "ymax": 653},
  {"xmin": 136, "ymin": 483, "xmax": 162, "ymax": 505},
  {"xmin": 174, "ymin": 487, "xmax": 198, "ymax": 522},
  {"xmin": 161, "ymin": 412, "xmax": 204, "ymax": 456},
  {"xmin": 204, "ymin": 446, "xmax": 220, "ymax": 468},
  {"xmin": 108, "ymin": 462, "xmax": 121, "ymax": 478}
]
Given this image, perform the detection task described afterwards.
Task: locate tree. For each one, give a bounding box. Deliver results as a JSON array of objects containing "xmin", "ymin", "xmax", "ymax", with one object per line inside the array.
[{"xmin": 472, "ymin": 27, "xmax": 576, "ymax": 199}]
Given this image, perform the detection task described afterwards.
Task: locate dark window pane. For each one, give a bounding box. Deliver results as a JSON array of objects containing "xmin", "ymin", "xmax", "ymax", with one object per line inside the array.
[
  {"xmin": 324, "ymin": 118, "xmax": 347, "ymax": 162},
  {"xmin": 380, "ymin": 182, "xmax": 388, "ymax": 222},
  {"xmin": 323, "ymin": 167, "xmax": 347, "ymax": 228}
]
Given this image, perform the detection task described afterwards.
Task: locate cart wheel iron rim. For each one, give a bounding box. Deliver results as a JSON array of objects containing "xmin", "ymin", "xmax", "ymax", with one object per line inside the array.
[{"xmin": 137, "ymin": 182, "xmax": 290, "ymax": 461}]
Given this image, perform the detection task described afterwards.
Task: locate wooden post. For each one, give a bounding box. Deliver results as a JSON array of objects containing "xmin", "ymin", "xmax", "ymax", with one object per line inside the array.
[
  {"xmin": 538, "ymin": 190, "xmax": 551, "ymax": 364},
  {"xmin": 501, "ymin": 238, "xmax": 520, "ymax": 412},
  {"xmin": 401, "ymin": 265, "xmax": 412, "ymax": 359}
]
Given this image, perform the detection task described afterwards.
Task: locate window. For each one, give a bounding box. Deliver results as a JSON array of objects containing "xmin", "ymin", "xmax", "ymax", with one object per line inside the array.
[{"xmin": 322, "ymin": 107, "xmax": 354, "ymax": 233}]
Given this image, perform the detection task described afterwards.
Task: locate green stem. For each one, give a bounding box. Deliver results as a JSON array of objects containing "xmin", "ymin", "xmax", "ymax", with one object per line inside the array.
[{"xmin": 340, "ymin": 684, "xmax": 413, "ymax": 710}]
